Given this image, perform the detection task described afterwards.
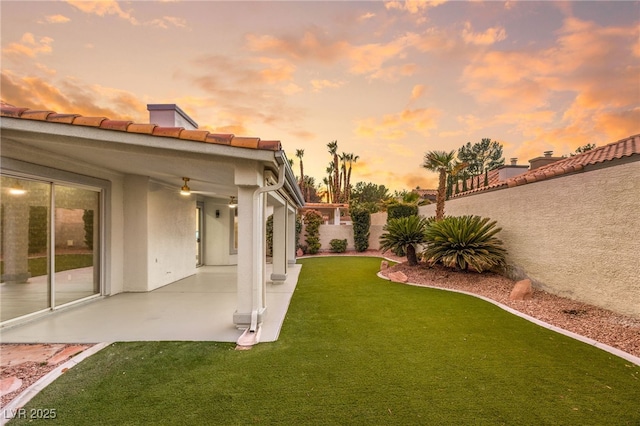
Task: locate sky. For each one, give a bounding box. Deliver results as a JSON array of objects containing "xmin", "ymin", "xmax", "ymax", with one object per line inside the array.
[{"xmin": 1, "ymin": 1, "xmax": 638, "ymax": 192}]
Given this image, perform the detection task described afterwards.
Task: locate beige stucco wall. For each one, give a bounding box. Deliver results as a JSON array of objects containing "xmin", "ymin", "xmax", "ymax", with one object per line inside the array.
[{"xmin": 419, "ymin": 159, "xmax": 640, "ymax": 318}]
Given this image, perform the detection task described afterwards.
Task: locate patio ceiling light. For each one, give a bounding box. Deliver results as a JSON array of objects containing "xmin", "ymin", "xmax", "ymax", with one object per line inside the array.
[
  {"xmin": 180, "ymin": 177, "xmax": 191, "ymax": 196},
  {"xmin": 229, "ymin": 196, "xmax": 237, "ymax": 208},
  {"xmin": 9, "ymin": 182, "xmax": 26, "ymax": 195}
]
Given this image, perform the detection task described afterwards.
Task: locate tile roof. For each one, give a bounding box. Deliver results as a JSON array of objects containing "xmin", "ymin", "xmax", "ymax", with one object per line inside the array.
[
  {"xmin": 0, "ymin": 102, "xmax": 282, "ymax": 152},
  {"xmin": 451, "ymin": 134, "xmax": 640, "ymax": 198}
]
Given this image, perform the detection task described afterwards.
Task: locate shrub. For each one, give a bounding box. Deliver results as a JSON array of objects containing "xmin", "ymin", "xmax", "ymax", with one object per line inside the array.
[
  {"xmin": 329, "ymin": 239, "xmax": 348, "ymax": 253},
  {"xmin": 422, "ymin": 215, "xmax": 507, "ymax": 273},
  {"xmin": 386, "ymin": 203, "xmax": 419, "ymax": 221},
  {"xmin": 379, "ymin": 216, "xmax": 430, "ymax": 266},
  {"xmin": 351, "ymin": 206, "xmax": 370, "ymax": 252},
  {"xmin": 303, "ymin": 210, "xmax": 323, "ymax": 254},
  {"xmin": 266, "ymin": 214, "xmax": 273, "ymax": 256}
]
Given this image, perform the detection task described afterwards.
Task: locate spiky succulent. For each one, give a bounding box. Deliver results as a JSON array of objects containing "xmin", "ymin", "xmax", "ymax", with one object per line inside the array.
[{"xmin": 422, "ymin": 215, "xmax": 507, "ymax": 273}]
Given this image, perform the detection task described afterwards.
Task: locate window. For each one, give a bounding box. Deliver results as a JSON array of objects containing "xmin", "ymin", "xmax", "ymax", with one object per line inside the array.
[{"xmin": 1, "ymin": 163, "xmax": 105, "ymax": 324}]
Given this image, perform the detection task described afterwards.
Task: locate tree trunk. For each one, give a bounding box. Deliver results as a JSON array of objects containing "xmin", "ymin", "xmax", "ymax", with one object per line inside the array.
[
  {"xmin": 406, "ymin": 244, "xmax": 418, "ymax": 266},
  {"xmin": 436, "ymin": 169, "xmax": 446, "ymax": 220}
]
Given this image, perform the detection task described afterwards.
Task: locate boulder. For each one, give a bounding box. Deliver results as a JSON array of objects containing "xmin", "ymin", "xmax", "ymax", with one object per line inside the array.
[
  {"xmin": 0, "ymin": 377, "xmax": 22, "ymax": 397},
  {"xmin": 296, "ymin": 248, "xmax": 304, "ymax": 257},
  {"xmin": 388, "ymin": 271, "xmax": 408, "ymax": 283},
  {"xmin": 509, "ymin": 279, "xmax": 533, "ymax": 300},
  {"xmin": 380, "ymin": 260, "xmax": 389, "ymax": 271}
]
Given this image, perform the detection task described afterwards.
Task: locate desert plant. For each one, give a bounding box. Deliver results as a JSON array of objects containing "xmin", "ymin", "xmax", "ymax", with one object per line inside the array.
[
  {"xmin": 422, "ymin": 215, "xmax": 507, "ymax": 273},
  {"xmin": 329, "ymin": 239, "xmax": 348, "ymax": 253},
  {"xmin": 303, "ymin": 210, "xmax": 323, "ymax": 254},
  {"xmin": 379, "ymin": 216, "xmax": 430, "ymax": 266},
  {"xmin": 350, "ymin": 206, "xmax": 370, "ymax": 252}
]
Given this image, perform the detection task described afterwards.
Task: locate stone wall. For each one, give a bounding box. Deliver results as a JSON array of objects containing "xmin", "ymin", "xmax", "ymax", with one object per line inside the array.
[{"xmin": 419, "ymin": 159, "xmax": 640, "ymax": 318}]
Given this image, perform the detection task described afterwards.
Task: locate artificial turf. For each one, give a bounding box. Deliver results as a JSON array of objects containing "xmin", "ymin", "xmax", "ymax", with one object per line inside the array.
[{"xmin": 9, "ymin": 257, "xmax": 640, "ymax": 425}]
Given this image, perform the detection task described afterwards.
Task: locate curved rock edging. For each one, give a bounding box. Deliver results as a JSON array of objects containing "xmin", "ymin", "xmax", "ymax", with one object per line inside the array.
[{"xmin": 377, "ymin": 272, "xmax": 640, "ymax": 367}]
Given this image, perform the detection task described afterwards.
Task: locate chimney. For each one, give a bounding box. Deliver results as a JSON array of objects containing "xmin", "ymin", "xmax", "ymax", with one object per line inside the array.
[
  {"xmin": 497, "ymin": 158, "xmax": 528, "ymax": 181},
  {"xmin": 529, "ymin": 150, "xmax": 564, "ymax": 170},
  {"xmin": 147, "ymin": 104, "xmax": 198, "ymax": 130}
]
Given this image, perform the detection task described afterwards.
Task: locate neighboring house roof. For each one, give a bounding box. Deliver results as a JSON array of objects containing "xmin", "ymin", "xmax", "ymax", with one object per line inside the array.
[
  {"xmin": 0, "ymin": 102, "xmax": 282, "ymax": 152},
  {"xmin": 452, "ymin": 134, "xmax": 640, "ymax": 198}
]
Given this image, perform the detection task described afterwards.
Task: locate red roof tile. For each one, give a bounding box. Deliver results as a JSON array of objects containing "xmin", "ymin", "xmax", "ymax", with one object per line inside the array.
[
  {"xmin": 230, "ymin": 137, "xmax": 260, "ymax": 149},
  {"xmin": 127, "ymin": 123, "xmax": 156, "ymax": 134},
  {"xmin": 0, "ymin": 102, "xmax": 283, "ymax": 152},
  {"xmin": 72, "ymin": 116, "xmax": 107, "ymax": 127},
  {"xmin": 100, "ymin": 120, "xmax": 133, "ymax": 131},
  {"xmin": 205, "ymin": 133, "xmax": 234, "ymax": 145},
  {"xmin": 20, "ymin": 110, "xmax": 55, "ymax": 121}
]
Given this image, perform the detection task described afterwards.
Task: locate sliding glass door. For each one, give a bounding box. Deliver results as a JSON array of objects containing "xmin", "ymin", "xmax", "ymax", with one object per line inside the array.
[{"xmin": 0, "ymin": 175, "xmax": 101, "ymax": 323}]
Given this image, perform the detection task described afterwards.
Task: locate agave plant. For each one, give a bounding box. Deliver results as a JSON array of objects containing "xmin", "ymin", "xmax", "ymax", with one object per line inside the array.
[
  {"xmin": 379, "ymin": 216, "xmax": 430, "ymax": 266},
  {"xmin": 422, "ymin": 215, "xmax": 507, "ymax": 273}
]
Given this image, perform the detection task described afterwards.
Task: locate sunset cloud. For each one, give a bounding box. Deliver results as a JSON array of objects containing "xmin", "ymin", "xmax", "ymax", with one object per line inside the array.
[
  {"xmin": 0, "ymin": 70, "xmax": 145, "ymax": 121},
  {"xmin": 355, "ymin": 107, "xmax": 441, "ymax": 140},
  {"xmin": 410, "ymin": 84, "xmax": 426, "ymax": 102},
  {"xmin": 385, "ymin": 0, "xmax": 447, "ymax": 15},
  {"xmin": 461, "ymin": 22, "xmax": 506, "ymax": 45},
  {"xmin": 66, "ymin": 0, "xmax": 139, "ymax": 25},
  {"xmin": 43, "ymin": 15, "xmax": 71, "ymax": 24},
  {"xmin": 310, "ymin": 79, "xmax": 345, "ymax": 93},
  {"xmin": 3, "ymin": 33, "xmax": 54, "ymax": 58},
  {"xmin": 147, "ymin": 16, "xmax": 187, "ymax": 29}
]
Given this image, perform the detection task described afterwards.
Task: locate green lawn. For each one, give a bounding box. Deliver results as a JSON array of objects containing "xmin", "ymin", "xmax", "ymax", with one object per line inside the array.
[
  {"xmin": 10, "ymin": 257, "xmax": 640, "ymax": 425},
  {"xmin": 1, "ymin": 253, "xmax": 93, "ymax": 277}
]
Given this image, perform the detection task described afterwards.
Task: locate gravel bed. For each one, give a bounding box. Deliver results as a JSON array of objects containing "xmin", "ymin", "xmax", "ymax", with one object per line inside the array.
[{"xmin": 381, "ymin": 261, "xmax": 640, "ymax": 359}]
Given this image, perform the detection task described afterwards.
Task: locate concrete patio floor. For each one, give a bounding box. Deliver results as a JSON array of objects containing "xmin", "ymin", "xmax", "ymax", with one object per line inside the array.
[{"xmin": 0, "ymin": 264, "xmax": 301, "ymax": 344}]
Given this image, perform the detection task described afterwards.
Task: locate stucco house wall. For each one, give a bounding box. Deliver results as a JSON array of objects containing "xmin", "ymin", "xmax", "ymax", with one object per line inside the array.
[
  {"xmin": 204, "ymin": 198, "xmax": 238, "ymax": 266},
  {"xmin": 147, "ymin": 180, "xmax": 196, "ymax": 290},
  {"xmin": 419, "ymin": 159, "xmax": 640, "ymax": 318},
  {"xmin": 303, "ymin": 211, "xmax": 387, "ymax": 252}
]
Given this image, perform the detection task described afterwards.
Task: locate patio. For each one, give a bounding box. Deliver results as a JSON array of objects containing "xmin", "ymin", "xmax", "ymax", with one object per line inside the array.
[{"xmin": 0, "ymin": 264, "xmax": 301, "ymax": 343}]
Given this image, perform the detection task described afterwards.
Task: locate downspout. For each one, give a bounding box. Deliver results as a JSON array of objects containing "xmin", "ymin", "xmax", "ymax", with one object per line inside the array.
[{"xmin": 249, "ymin": 155, "xmax": 286, "ymax": 333}]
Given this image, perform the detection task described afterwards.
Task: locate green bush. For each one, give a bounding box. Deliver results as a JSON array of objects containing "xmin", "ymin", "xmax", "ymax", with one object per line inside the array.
[
  {"xmin": 329, "ymin": 239, "xmax": 348, "ymax": 253},
  {"xmin": 350, "ymin": 207, "xmax": 370, "ymax": 252},
  {"xmin": 303, "ymin": 210, "xmax": 323, "ymax": 254},
  {"xmin": 266, "ymin": 215, "xmax": 273, "ymax": 256},
  {"xmin": 386, "ymin": 203, "xmax": 418, "ymax": 221},
  {"xmin": 386, "ymin": 203, "xmax": 419, "ymax": 256},
  {"xmin": 422, "ymin": 215, "xmax": 507, "ymax": 273},
  {"xmin": 379, "ymin": 216, "xmax": 430, "ymax": 266}
]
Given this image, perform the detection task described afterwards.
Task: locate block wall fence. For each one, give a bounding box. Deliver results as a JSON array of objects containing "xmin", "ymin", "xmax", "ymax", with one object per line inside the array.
[{"xmin": 303, "ymin": 159, "xmax": 640, "ymax": 318}]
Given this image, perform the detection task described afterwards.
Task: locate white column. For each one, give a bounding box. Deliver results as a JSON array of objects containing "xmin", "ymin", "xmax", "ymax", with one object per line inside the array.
[
  {"xmin": 287, "ymin": 207, "xmax": 297, "ymax": 265},
  {"xmin": 333, "ymin": 207, "xmax": 340, "ymax": 225},
  {"xmin": 233, "ymin": 163, "xmax": 266, "ymax": 328},
  {"xmin": 270, "ymin": 201, "xmax": 287, "ymax": 282},
  {"xmin": 234, "ymin": 186, "xmax": 255, "ymax": 328}
]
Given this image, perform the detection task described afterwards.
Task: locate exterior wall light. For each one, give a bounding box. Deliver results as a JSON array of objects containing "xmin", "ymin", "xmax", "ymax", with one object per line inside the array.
[
  {"xmin": 180, "ymin": 177, "xmax": 191, "ymax": 195},
  {"xmin": 229, "ymin": 196, "xmax": 237, "ymax": 208}
]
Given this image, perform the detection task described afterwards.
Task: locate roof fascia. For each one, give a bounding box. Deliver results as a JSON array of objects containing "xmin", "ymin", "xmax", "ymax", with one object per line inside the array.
[{"xmin": 0, "ymin": 117, "xmax": 275, "ymax": 164}]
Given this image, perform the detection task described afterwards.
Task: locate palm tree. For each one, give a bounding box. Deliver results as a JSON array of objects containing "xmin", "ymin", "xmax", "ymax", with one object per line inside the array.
[
  {"xmin": 327, "ymin": 140, "xmax": 340, "ymax": 203},
  {"xmin": 345, "ymin": 153, "xmax": 358, "ymax": 202},
  {"xmin": 325, "ymin": 164, "xmax": 335, "ymax": 203},
  {"xmin": 339, "ymin": 152, "xmax": 348, "ymax": 202},
  {"xmin": 422, "ymin": 150, "xmax": 457, "ymax": 221},
  {"xmin": 295, "ymin": 149, "xmax": 305, "ymax": 201},
  {"xmin": 379, "ymin": 216, "xmax": 430, "ymax": 266}
]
